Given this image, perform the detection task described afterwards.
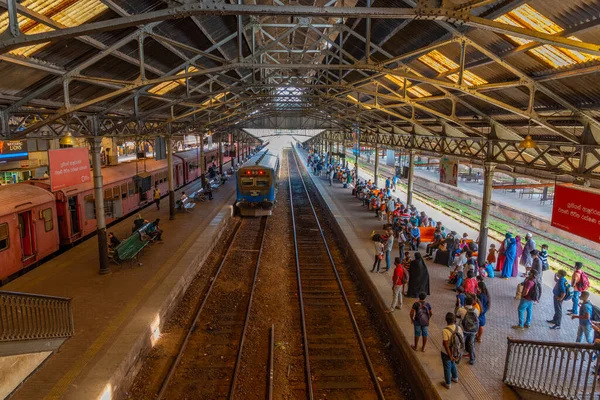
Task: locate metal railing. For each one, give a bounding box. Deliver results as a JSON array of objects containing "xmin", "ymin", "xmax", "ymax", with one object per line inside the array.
[
  {"xmin": 504, "ymin": 337, "xmax": 599, "ymax": 399},
  {"xmin": 0, "ymin": 290, "xmax": 74, "ymax": 342}
]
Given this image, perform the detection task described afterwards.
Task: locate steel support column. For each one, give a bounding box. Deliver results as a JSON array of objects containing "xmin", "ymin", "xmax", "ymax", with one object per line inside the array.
[
  {"xmin": 89, "ymin": 137, "xmax": 110, "ymax": 275},
  {"xmin": 167, "ymin": 135, "xmax": 175, "ymax": 220},
  {"xmin": 406, "ymin": 150, "xmax": 415, "ymax": 207},
  {"xmin": 374, "ymin": 143, "xmax": 379, "ymax": 187},
  {"xmin": 478, "ymin": 161, "xmax": 496, "ymax": 266},
  {"xmin": 200, "ymin": 132, "xmax": 206, "ymax": 187},
  {"xmin": 218, "ymin": 133, "xmax": 223, "ymax": 175}
]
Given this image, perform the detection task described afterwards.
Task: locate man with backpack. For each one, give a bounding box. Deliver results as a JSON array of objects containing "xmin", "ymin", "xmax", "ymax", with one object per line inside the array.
[
  {"xmin": 572, "ymin": 291, "xmax": 594, "ymax": 343},
  {"xmin": 569, "ymin": 262, "xmax": 589, "ymax": 316},
  {"xmin": 442, "ymin": 312, "xmax": 463, "ymax": 389},
  {"xmin": 387, "ymin": 258, "xmax": 408, "ymax": 312},
  {"xmin": 410, "ymin": 292, "xmax": 432, "ymax": 352},
  {"xmin": 513, "ymin": 270, "xmax": 540, "ymax": 330},
  {"xmin": 548, "ymin": 269, "xmax": 569, "ymax": 330},
  {"xmin": 457, "ymin": 297, "xmax": 479, "ymax": 365}
]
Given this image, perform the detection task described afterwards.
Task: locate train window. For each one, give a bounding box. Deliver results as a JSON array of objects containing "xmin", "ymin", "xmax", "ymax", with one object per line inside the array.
[
  {"xmin": 0, "ymin": 223, "xmax": 8, "ymax": 251},
  {"xmin": 128, "ymin": 182, "xmax": 134, "ymax": 196},
  {"xmin": 255, "ymin": 177, "xmax": 269, "ymax": 187},
  {"xmin": 121, "ymin": 183, "xmax": 127, "ymax": 199},
  {"xmin": 113, "ymin": 186, "xmax": 120, "ymax": 199},
  {"xmin": 241, "ymin": 177, "xmax": 254, "ymax": 187},
  {"xmin": 41, "ymin": 208, "xmax": 53, "ymax": 232},
  {"xmin": 104, "ymin": 188, "xmax": 112, "ymax": 200},
  {"xmin": 84, "ymin": 195, "xmax": 96, "ymax": 219}
]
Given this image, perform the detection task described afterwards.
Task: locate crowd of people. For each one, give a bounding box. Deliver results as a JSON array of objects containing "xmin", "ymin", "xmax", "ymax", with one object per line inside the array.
[{"xmin": 306, "ymin": 149, "xmax": 597, "ymax": 390}]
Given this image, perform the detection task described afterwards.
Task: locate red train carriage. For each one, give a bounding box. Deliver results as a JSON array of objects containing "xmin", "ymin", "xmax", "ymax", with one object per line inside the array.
[
  {"xmin": 0, "ymin": 185, "xmax": 59, "ymax": 280},
  {"xmin": 174, "ymin": 149, "xmax": 203, "ymax": 183},
  {"xmin": 28, "ymin": 158, "xmax": 183, "ymax": 245}
]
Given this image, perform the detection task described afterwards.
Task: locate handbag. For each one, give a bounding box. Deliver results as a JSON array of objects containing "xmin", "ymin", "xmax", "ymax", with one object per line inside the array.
[
  {"xmin": 378, "ymin": 253, "xmax": 384, "ymax": 260},
  {"xmin": 515, "ymin": 283, "xmax": 523, "ymax": 300}
]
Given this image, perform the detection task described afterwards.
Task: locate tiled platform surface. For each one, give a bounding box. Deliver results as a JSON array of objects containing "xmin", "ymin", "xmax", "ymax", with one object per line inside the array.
[
  {"xmin": 4, "ymin": 178, "xmax": 236, "ymax": 400},
  {"xmin": 298, "ymin": 148, "xmax": 586, "ymax": 400}
]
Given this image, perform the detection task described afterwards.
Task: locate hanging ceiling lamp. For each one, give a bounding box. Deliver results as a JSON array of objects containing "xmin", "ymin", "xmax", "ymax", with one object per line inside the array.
[
  {"xmin": 519, "ymin": 120, "xmax": 537, "ymax": 149},
  {"xmin": 59, "ymin": 132, "xmax": 74, "ymax": 147}
]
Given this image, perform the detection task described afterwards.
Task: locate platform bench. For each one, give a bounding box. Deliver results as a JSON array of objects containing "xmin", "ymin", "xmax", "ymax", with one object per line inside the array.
[
  {"xmin": 419, "ymin": 227, "xmax": 436, "ymax": 243},
  {"xmin": 110, "ymin": 224, "xmax": 151, "ymax": 266},
  {"xmin": 175, "ymin": 197, "xmax": 196, "ymax": 212}
]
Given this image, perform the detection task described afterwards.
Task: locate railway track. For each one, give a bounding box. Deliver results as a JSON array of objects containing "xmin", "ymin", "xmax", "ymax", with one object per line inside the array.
[
  {"xmin": 156, "ymin": 216, "xmax": 268, "ymax": 399},
  {"xmin": 287, "ymin": 149, "xmax": 385, "ymax": 400}
]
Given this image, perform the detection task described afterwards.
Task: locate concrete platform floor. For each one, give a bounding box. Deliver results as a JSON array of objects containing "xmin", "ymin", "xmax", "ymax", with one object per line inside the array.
[
  {"xmin": 3, "ymin": 177, "xmax": 236, "ymax": 400},
  {"xmin": 299, "ymin": 148, "xmax": 586, "ymax": 400}
]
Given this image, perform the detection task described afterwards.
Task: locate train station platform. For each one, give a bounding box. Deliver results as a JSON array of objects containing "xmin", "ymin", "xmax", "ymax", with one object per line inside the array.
[
  {"xmin": 295, "ymin": 148, "xmax": 583, "ymax": 400},
  {"xmin": 3, "ymin": 178, "xmax": 236, "ymax": 400}
]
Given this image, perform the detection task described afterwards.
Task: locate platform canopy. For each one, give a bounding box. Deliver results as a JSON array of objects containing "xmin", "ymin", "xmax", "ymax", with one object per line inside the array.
[{"xmin": 0, "ymin": 0, "xmax": 599, "ymax": 181}]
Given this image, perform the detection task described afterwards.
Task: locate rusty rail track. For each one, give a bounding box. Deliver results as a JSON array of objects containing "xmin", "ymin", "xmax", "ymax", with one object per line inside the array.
[{"xmin": 287, "ymin": 148, "xmax": 385, "ymax": 400}]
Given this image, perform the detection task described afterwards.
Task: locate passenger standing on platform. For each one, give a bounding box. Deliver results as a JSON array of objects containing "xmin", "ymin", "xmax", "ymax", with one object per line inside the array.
[
  {"xmin": 520, "ymin": 233, "xmax": 536, "ymax": 270},
  {"xmin": 387, "ymin": 258, "xmax": 407, "ymax": 312},
  {"xmin": 569, "ymin": 262, "xmax": 589, "ymax": 316},
  {"xmin": 329, "ymin": 168, "xmax": 334, "ymax": 186},
  {"xmin": 441, "ymin": 312, "xmax": 462, "ymax": 389},
  {"xmin": 548, "ymin": 270, "xmax": 568, "ymax": 330},
  {"xmin": 153, "ymin": 184, "xmax": 161, "ymax": 210},
  {"xmin": 206, "ymin": 183, "xmax": 213, "ymax": 200},
  {"xmin": 512, "ymin": 270, "xmax": 538, "ymax": 330},
  {"xmin": 476, "ymin": 281, "xmax": 490, "ymax": 343},
  {"xmin": 371, "ymin": 234, "xmax": 384, "ymax": 273},
  {"xmin": 501, "ymin": 233, "xmax": 517, "ymax": 279},
  {"xmin": 457, "ymin": 296, "xmax": 479, "ymax": 365},
  {"xmin": 572, "ymin": 291, "xmax": 594, "ymax": 343},
  {"xmin": 406, "ymin": 253, "xmax": 430, "ymax": 297},
  {"xmin": 539, "ymin": 244, "xmax": 549, "ymax": 272},
  {"xmin": 512, "ymin": 235, "xmax": 523, "ymax": 278},
  {"xmin": 384, "ymin": 229, "xmax": 394, "ymax": 272},
  {"xmin": 392, "ymin": 175, "xmax": 398, "ymax": 191},
  {"xmin": 530, "ymin": 250, "xmax": 543, "ymax": 288},
  {"xmin": 486, "ymin": 244, "xmax": 498, "ymax": 270},
  {"xmin": 410, "ymin": 292, "xmax": 432, "ymax": 352}
]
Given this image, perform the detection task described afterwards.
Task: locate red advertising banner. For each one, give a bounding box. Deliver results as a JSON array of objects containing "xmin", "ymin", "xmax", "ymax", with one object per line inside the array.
[
  {"xmin": 48, "ymin": 148, "xmax": 91, "ymax": 191},
  {"xmin": 439, "ymin": 156, "xmax": 458, "ymax": 187},
  {"xmin": 551, "ymin": 185, "xmax": 600, "ymax": 244}
]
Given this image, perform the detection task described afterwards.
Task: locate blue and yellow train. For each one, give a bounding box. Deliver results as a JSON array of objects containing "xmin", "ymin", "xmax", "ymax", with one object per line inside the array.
[{"xmin": 235, "ymin": 149, "xmax": 280, "ymax": 216}]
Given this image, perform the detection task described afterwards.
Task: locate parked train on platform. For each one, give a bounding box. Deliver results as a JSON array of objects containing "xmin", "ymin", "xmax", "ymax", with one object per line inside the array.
[
  {"xmin": 0, "ymin": 146, "xmax": 248, "ymax": 284},
  {"xmin": 235, "ymin": 149, "xmax": 280, "ymax": 217}
]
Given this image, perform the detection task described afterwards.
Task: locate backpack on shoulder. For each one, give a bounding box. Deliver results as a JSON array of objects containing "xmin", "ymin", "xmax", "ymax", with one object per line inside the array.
[
  {"xmin": 445, "ymin": 325, "xmax": 465, "ymax": 362},
  {"xmin": 415, "ymin": 303, "xmax": 430, "ymax": 326},
  {"xmin": 578, "ymin": 272, "xmax": 590, "ymax": 292},
  {"xmin": 564, "ymin": 281, "xmax": 574, "ymax": 301},
  {"xmin": 529, "ymin": 280, "xmax": 542, "ymax": 302},
  {"xmin": 461, "ymin": 308, "xmax": 479, "ymax": 333}
]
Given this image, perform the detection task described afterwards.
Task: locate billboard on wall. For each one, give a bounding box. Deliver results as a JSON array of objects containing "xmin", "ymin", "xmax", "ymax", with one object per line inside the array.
[
  {"xmin": 0, "ymin": 140, "xmax": 28, "ymax": 162},
  {"xmin": 48, "ymin": 148, "xmax": 91, "ymax": 192},
  {"xmin": 439, "ymin": 156, "xmax": 458, "ymax": 187},
  {"xmin": 551, "ymin": 185, "xmax": 600, "ymax": 244}
]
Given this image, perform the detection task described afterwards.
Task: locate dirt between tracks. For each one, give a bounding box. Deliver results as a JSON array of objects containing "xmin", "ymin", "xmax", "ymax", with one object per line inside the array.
[{"xmin": 125, "ymin": 222, "xmax": 238, "ymax": 399}]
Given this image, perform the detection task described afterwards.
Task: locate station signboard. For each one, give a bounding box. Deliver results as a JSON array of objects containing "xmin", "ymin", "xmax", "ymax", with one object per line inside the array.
[
  {"xmin": 48, "ymin": 148, "xmax": 91, "ymax": 191},
  {"xmin": 551, "ymin": 185, "xmax": 600, "ymax": 244},
  {"xmin": 0, "ymin": 140, "xmax": 28, "ymax": 162}
]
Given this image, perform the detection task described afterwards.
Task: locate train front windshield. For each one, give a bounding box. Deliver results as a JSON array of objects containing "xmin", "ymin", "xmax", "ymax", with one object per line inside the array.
[{"xmin": 240, "ymin": 169, "xmax": 271, "ymax": 188}]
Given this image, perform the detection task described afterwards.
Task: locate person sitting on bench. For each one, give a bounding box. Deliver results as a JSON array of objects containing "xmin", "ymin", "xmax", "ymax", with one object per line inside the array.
[
  {"xmin": 180, "ymin": 192, "xmax": 188, "ymax": 203},
  {"xmin": 132, "ymin": 214, "xmax": 146, "ymax": 232},
  {"xmin": 146, "ymin": 218, "xmax": 163, "ymax": 242},
  {"xmin": 108, "ymin": 232, "xmax": 121, "ymax": 249}
]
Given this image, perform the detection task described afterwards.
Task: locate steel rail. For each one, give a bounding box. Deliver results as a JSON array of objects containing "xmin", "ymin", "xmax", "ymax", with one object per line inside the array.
[
  {"xmin": 287, "ymin": 150, "xmax": 314, "ymax": 400},
  {"xmin": 156, "ymin": 216, "xmax": 268, "ymax": 399},
  {"xmin": 267, "ymin": 324, "xmax": 275, "ymax": 400},
  {"xmin": 228, "ymin": 216, "xmax": 269, "ymax": 399},
  {"xmin": 288, "ymin": 147, "xmax": 385, "ymax": 400}
]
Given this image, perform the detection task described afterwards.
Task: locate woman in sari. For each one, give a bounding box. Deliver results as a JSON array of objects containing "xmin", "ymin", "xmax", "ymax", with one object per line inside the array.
[
  {"xmin": 495, "ymin": 239, "xmax": 506, "ymax": 272},
  {"xmin": 406, "ymin": 252, "xmax": 430, "ymax": 297},
  {"xmin": 501, "ymin": 233, "xmax": 517, "ymax": 279},
  {"xmin": 512, "ymin": 235, "xmax": 523, "ymax": 277}
]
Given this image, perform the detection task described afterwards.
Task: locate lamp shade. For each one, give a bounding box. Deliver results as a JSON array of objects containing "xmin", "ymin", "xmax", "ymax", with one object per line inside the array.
[{"xmin": 518, "ymin": 135, "xmax": 537, "ymax": 149}]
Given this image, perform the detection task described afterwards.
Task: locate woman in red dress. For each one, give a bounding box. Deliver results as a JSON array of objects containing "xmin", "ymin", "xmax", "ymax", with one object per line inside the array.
[{"xmin": 495, "ymin": 240, "xmax": 506, "ymax": 272}]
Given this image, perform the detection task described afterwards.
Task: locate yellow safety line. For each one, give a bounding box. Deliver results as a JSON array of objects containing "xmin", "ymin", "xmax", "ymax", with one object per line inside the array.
[{"xmin": 44, "ymin": 201, "xmax": 231, "ymax": 400}]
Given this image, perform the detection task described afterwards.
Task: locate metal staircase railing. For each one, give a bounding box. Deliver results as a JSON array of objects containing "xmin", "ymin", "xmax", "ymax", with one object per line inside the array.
[
  {"xmin": 0, "ymin": 290, "xmax": 74, "ymax": 343},
  {"xmin": 503, "ymin": 337, "xmax": 599, "ymax": 399}
]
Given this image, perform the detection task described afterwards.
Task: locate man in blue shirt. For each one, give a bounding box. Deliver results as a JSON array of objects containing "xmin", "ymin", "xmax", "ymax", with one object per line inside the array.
[
  {"xmin": 572, "ymin": 291, "xmax": 594, "ymax": 343},
  {"xmin": 392, "ymin": 175, "xmax": 398, "ymax": 191},
  {"xmin": 385, "ymin": 177, "xmax": 391, "ymax": 191},
  {"xmin": 548, "ymin": 269, "xmax": 568, "ymax": 330}
]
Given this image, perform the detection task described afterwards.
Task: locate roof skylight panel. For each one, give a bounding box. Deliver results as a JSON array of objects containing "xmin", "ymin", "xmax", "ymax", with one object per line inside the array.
[
  {"xmin": 384, "ymin": 74, "xmax": 432, "ymax": 98},
  {"xmin": 0, "ymin": 0, "xmax": 108, "ymax": 57},
  {"xmin": 495, "ymin": 4, "xmax": 598, "ymax": 68},
  {"xmin": 418, "ymin": 50, "xmax": 487, "ymax": 86}
]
